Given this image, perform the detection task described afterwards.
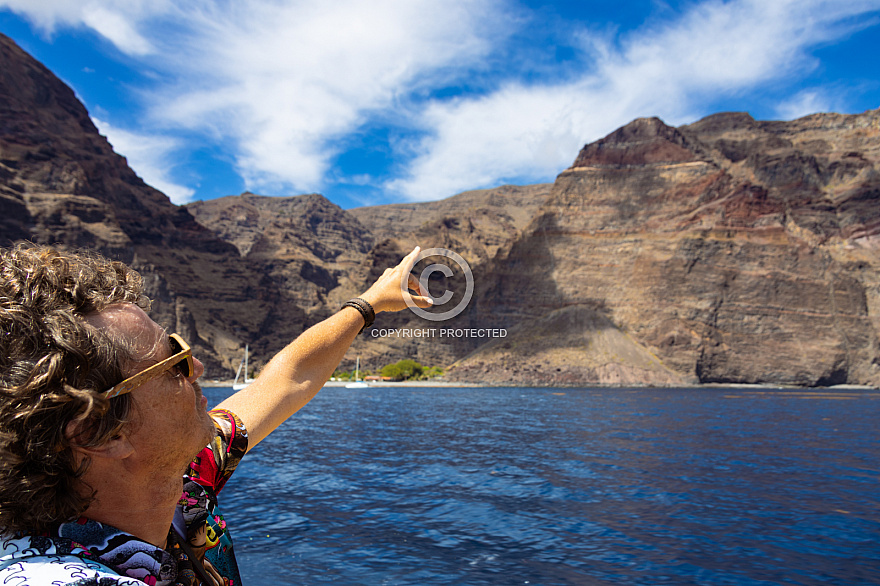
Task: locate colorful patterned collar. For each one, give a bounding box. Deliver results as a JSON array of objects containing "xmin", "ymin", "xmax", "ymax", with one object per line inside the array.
[{"xmin": 1, "ymin": 510, "xmax": 204, "ymax": 585}]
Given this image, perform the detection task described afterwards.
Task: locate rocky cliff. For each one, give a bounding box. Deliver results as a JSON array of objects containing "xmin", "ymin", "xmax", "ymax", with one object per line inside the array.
[
  {"xmin": 0, "ymin": 33, "xmax": 302, "ymax": 377},
  {"xmin": 446, "ymin": 113, "xmax": 880, "ymax": 386},
  {"xmin": 3, "ymin": 31, "xmax": 878, "ymax": 386},
  {"xmin": 186, "ymin": 184, "xmax": 553, "ymax": 373},
  {"xmin": 187, "ymin": 192, "xmax": 374, "ymax": 316}
]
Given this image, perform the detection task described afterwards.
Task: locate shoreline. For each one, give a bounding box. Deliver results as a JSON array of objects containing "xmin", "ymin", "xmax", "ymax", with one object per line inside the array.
[
  {"xmin": 203, "ymin": 379, "xmax": 481, "ymax": 388},
  {"xmin": 201, "ymin": 379, "xmax": 878, "ymax": 390}
]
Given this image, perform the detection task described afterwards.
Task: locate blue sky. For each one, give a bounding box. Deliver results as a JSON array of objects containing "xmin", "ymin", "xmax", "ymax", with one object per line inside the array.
[{"xmin": 1, "ymin": 1, "xmax": 879, "ymax": 209}]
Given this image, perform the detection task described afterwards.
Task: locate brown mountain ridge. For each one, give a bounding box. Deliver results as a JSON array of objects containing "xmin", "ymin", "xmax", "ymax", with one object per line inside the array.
[
  {"xmin": 2, "ymin": 32, "xmax": 878, "ymax": 386},
  {"xmin": 448, "ymin": 113, "xmax": 880, "ymax": 386}
]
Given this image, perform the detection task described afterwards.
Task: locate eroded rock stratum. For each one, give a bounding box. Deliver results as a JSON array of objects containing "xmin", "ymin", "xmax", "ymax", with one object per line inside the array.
[{"xmin": 3, "ymin": 31, "xmax": 878, "ymax": 386}]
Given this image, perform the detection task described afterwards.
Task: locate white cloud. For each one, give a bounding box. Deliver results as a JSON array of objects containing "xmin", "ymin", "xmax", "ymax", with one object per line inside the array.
[
  {"xmin": 142, "ymin": 0, "xmax": 508, "ymax": 195},
  {"xmin": 0, "ymin": 0, "xmax": 164, "ymax": 54},
  {"xmin": 93, "ymin": 118, "xmax": 196, "ymax": 204},
  {"xmin": 0, "ymin": 0, "xmax": 82, "ymax": 32},
  {"xmin": 4, "ymin": 0, "xmax": 880, "ymax": 204},
  {"xmin": 388, "ymin": 0, "xmax": 880, "ymax": 200},
  {"xmin": 775, "ymin": 90, "xmax": 834, "ymax": 120},
  {"xmin": 80, "ymin": 5, "xmax": 153, "ymax": 55},
  {"xmin": 2, "ymin": 0, "xmax": 508, "ymax": 198}
]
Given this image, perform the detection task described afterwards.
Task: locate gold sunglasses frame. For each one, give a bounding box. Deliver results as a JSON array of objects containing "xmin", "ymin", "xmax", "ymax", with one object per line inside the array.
[{"xmin": 103, "ymin": 333, "xmax": 194, "ymax": 398}]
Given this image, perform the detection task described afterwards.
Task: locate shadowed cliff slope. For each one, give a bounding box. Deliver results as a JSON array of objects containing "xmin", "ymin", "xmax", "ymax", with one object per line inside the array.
[
  {"xmin": 187, "ymin": 184, "xmax": 553, "ymax": 373},
  {"xmin": 0, "ymin": 33, "xmax": 306, "ymax": 377},
  {"xmin": 3, "ymin": 31, "xmax": 878, "ymax": 386},
  {"xmin": 447, "ymin": 113, "xmax": 880, "ymax": 386}
]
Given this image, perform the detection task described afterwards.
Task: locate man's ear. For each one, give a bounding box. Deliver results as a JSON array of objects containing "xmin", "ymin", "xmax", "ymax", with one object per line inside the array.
[{"xmin": 65, "ymin": 421, "xmax": 135, "ymax": 461}]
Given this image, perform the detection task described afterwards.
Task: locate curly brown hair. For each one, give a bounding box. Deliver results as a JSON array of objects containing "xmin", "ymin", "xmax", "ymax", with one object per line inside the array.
[{"xmin": 0, "ymin": 243, "xmax": 150, "ymax": 534}]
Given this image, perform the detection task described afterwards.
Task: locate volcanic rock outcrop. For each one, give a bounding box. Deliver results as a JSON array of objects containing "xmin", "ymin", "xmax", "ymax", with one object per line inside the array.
[
  {"xmin": 187, "ymin": 184, "xmax": 553, "ymax": 372},
  {"xmin": 3, "ymin": 30, "xmax": 879, "ymax": 386},
  {"xmin": 446, "ymin": 113, "xmax": 880, "ymax": 386},
  {"xmin": 187, "ymin": 192, "xmax": 374, "ymax": 316},
  {"xmin": 0, "ymin": 32, "xmax": 299, "ymax": 376}
]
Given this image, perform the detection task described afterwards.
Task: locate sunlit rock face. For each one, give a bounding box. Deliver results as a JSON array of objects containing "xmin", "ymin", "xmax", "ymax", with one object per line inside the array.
[
  {"xmin": 448, "ymin": 111, "xmax": 880, "ymax": 386},
  {"xmin": 3, "ymin": 30, "xmax": 879, "ymax": 386},
  {"xmin": 186, "ymin": 184, "xmax": 555, "ymax": 375},
  {"xmin": 0, "ymin": 32, "xmax": 550, "ymax": 379}
]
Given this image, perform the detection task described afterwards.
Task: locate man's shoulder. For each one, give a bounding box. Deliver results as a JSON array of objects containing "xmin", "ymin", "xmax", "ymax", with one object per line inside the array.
[{"xmin": 0, "ymin": 553, "xmax": 141, "ymax": 585}]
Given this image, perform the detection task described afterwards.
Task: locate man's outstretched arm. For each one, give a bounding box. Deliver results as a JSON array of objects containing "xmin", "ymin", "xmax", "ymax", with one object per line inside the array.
[{"xmin": 215, "ymin": 246, "xmax": 432, "ymax": 449}]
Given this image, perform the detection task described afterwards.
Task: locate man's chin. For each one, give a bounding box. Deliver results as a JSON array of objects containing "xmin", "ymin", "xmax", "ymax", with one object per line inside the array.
[{"xmin": 183, "ymin": 425, "xmax": 217, "ymax": 476}]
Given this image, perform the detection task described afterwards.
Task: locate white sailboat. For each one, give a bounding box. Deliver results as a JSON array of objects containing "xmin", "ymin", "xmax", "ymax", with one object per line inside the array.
[
  {"xmin": 345, "ymin": 357, "xmax": 369, "ymax": 388},
  {"xmin": 232, "ymin": 345, "xmax": 255, "ymax": 390}
]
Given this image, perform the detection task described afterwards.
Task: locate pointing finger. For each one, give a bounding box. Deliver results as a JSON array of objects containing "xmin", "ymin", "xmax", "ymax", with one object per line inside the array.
[{"xmin": 402, "ymin": 246, "xmax": 421, "ymax": 275}]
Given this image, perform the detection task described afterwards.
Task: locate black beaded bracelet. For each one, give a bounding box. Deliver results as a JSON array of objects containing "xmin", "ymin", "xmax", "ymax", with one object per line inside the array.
[{"xmin": 342, "ymin": 298, "xmax": 375, "ymax": 333}]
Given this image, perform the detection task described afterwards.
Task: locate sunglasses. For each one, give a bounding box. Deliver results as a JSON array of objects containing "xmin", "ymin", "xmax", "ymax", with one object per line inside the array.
[{"xmin": 103, "ymin": 333, "xmax": 194, "ymax": 398}]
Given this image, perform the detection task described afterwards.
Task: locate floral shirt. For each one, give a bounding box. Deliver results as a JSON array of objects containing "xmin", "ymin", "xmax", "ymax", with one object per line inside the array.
[{"xmin": 0, "ymin": 409, "xmax": 249, "ymax": 586}]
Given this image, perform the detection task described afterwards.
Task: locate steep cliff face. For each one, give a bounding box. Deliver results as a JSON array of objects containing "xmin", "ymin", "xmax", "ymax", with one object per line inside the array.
[
  {"xmin": 0, "ymin": 33, "xmax": 293, "ymax": 377},
  {"xmin": 187, "ymin": 185, "xmax": 554, "ymax": 373},
  {"xmin": 4, "ymin": 31, "xmax": 878, "ymax": 386},
  {"xmin": 0, "ymin": 28, "xmax": 552, "ymax": 379},
  {"xmin": 349, "ymin": 184, "xmax": 552, "ymax": 262},
  {"xmin": 187, "ymin": 192, "xmax": 374, "ymax": 316},
  {"xmin": 448, "ymin": 111, "xmax": 880, "ymax": 386}
]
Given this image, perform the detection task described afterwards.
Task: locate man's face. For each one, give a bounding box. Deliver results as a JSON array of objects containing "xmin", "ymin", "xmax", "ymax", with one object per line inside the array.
[{"xmin": 87, "ymin": 303, "xmax": 215, "ymax": 474}]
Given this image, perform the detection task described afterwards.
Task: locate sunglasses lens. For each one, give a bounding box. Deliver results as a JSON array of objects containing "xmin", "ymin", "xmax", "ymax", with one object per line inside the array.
[
  {"xmin": 177, "ymin": 361, "xmax": 192, "ymax": 377},
  {"xmin": 169, "ymin": 336, "xmax": 193, "ymax": 377}
]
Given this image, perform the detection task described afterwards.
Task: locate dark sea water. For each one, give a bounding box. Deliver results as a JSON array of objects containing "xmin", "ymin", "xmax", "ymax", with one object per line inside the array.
[{"xmin": 203, "ymin": 386, "xmax": 880, "ymax": 585}]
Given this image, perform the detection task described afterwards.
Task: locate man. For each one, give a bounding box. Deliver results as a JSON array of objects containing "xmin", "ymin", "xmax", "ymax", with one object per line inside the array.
[{"xmin": 0, "ymin": 242, "xmax": 431, "ymax": 585}]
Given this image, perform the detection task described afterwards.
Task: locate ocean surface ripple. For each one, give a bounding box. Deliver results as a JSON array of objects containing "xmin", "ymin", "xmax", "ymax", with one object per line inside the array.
[{"xmin": 204, "ymin": 386, "xmax": 880, "ymax": 585}]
